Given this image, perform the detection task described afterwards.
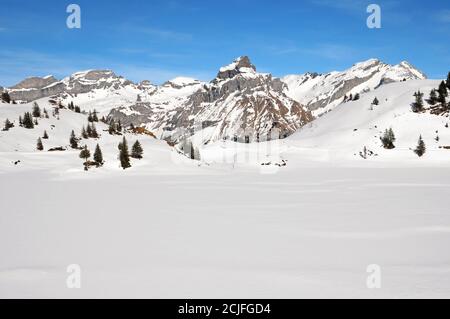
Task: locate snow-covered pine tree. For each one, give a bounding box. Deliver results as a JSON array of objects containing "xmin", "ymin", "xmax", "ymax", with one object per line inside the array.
[
  {"xmin": 131, "ymin": 140, "xmax": 144, "ymax": 159},
  {"xmin": 32, "ymin": 102, "xmax": 41, "ymax": 118},
  {"xmin": 119, "ymin": 137, "xmax": 131, "ymax": 169},
  {"xmin": 70, "ymin": 130, "xmax": 78, "ymax": 149},
  {"xmin": 93, "ymin": 144, "xmax": 104, "ymax": 166},
  {"xmin": 86, "ymin": 123, "xmax": 93, "ymax": 137},
  {"xmin": 36, "ymin": 137, "xmax": 44, "ymax": 151},
  {"xmin": 414, "ymin": 135, "xmax": 426, "ymax": 157}
]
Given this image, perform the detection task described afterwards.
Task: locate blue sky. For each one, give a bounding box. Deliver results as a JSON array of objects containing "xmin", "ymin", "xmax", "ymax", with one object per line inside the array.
[{"xmin": 0, "ymin": 0, "xmax": 449, "ymax": 86}]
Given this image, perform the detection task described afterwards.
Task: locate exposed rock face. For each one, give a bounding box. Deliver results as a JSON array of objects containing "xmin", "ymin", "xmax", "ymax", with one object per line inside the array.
[
  {"xmin": 7, "ymin": 70, "xmax": 136, "ymax": 102},
  {"xmin": 110, "ymin": 56, "xmax": 313, "ymax": 144},
  {"xmin": 283, "ymin": 59, "xmax": 427, "ymax": 116}
]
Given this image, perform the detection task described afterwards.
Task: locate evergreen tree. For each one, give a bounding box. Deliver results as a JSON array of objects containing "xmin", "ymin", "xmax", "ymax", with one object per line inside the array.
[
  {"xmin": 1, "ymin": 91, "xmax": 11, "ymax": 103},
  {"xmin": 93, "ymin": 144, "xmax": 104, "ymax": 165},
  {"xmin": 74, "ymin": 105, "xmax": 81, "ymax": 113},
  {"xmin": 86, "ymin": 124, "xmax": 93, "ymax": 137},
  {"xmin": 380, "ymin": 128, "xmax": 396, "ymax": 149},
  {"xmin": 108, "ymin": 121, "xmax": 116, "ymax": 135},
  {"xmin": 353, "ymin": 93, "xmax": 360, "ymax": 101},
  {"xmin": 414, "ymin": 135, "xmax": 426, "ymax": 157},
  {"xmin": 79, "ymin": 145, "xmax": 90, "ymax": 161},
  {"xmin": 18, "ymin": 116, "xmax": 23, "ymax": 127},
  {"xmin": 92, "ymin": 110, "xmax": 99, "ymax": 122},
  {"xmin": 412, "ymin": 90, "xmax": 424, "ymax": 112},
  {"xmin": 88, "ymin": 111, "xmax": 93, "ymax": 122},
  {"xmin": 438, "ymin": 81, "xmax": 448, "ymax": 105},
  {"xmin": 428, "ymin": 89, "xmax": 438, "ymax": 105},
  {"xmin": 22, "ymin": 112, "xmax": 34, "ymax": 129},
  {"xmin": 446, "ymin": 72, "xmax": 450, "ymax": 90},
  {"xmin": 117, "ymin": 120, "xmax": 122, "ymax": 132},
  {"xmin": 43, "ymin": 108, "xmax": 49, "ymax": 118},
  {"xmin": 42, "ymin": 130, "xmax": 49, "ymax": 139},
  {"xmin": 81, "ymin": 126, "xmax": 88, "ymax": 139},
  {"xmin": 70, "ymin": 130, "xmax": 78, "ymax": 149},
  {"xmin": 3, "ymin": 118, "xmax": 14, "ymax": 131},
  {"xmin": 90, "ymin": 123, "xmax": 99, "ymax": 138},
  {"xmin": 119, "ymin": 137, "xmax": 131, "ymax": 169},
  {"xmin": 34, "ymin": 118, "xmax": 39, "ymax": 126},
  {"xmin": 131, "ymin": 140, "xmax": 144, "ymax": 159},
  {"xmin": 32, "ymin": 102, "xmax": 41, "ymax": 118},
  {"xmin": 36, "ymin": 137, "xmax": 44, "ymax": 151},
  {"xmin": 372, "ymin": 97, "xmax": 379, "ymax": 106}
]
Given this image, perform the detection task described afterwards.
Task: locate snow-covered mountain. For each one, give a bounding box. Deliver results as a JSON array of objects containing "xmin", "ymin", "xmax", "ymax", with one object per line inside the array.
[
  {"xmin": 110, "ymin": 56, "xmax": 313, "ymax": 143},
  {"xmin": 283, "ymin": 59, "xmax": 427, "ymax": 117}
]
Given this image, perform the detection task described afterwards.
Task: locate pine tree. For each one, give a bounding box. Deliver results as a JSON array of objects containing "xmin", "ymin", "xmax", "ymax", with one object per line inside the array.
[
  {"xmin": 119, "ymin": 137, "xmax": 131, "ymax": 169},
  {"xmin": 18, "ymin": 116, "xmax": 23, "ymax": 127},
  {"xmin": 372, "ymin": 97, "xmax": 379, "ymax": 106},
  {"xmin": 90, "ymin": 123, "xmax": 99, "ymax": 138},
  {"xmin": 428, "ymin": 89, "xmax": 438, "ymax": 105},
  {"xmin": 81, "ymin": 126, "xmax": 88, "ymax": 139},
  {"xmin": 3, "ymin": 118, "xmax": 14, "ymax": 131},
  {"xmin": 414, "ymin": 135, "xmax": 426, "ymax": 157},
  {"xmin": 22, "ymin": 112, "xmax": 34, "ymax": 129},
  {"xmin": 34, "ymin": 118, "xmax": 39, "ymax": 126},
  {"xmin": 88, "ymin": 111, "xmax": 93, "ymax": 122},
  {"xmin": 79, "ymin": 145, "xmax": 91, "ymax": 166},
  {"xmin": 380, "ymin": 128, "xmax": 396, "ymax": 149},
  {"xmin": 446, "ymin": 72, "xmax": 450, "ymax": 90},
  {"xmin": 42, "ymin": 130, "xmax": 49, "ymax": 139},
  {"xmin": 92, "ymin": 110, "xmax": 98, "ymax": 122},
  {"xmin": 108, "ymin": 121, "xmax": 116, "ymax": 135},
  {"xmin": 438, "ymin": 81, "xmax": 448, "ymax": 105},
  {"xmin": 74, "ymin": 106, "xmax": 81, "ymax": 113},
  {"xmin": 412, "ymin": 90, "xmax": 424, "ymax": 112},
  {"xmin": 86, "ymin": 124, "xmax": 93, "ymax": 137},
  {"xmin": 32, "ymin": 102, "xmax": 41, "ymax": 118},
  {"xmin": 36, "ymin": 137, "xmax": 44, "ymax": 151},
  {"xmin": 93, "ymin": 144, "xmax": 104, "ymax": 165},
  {"xmin": 70, "ymin": 130, "xmax": 78, "ymax": 149},
  {"xmin": 353, "ymin": 93, "xmax": 360, "ymax": 101},
  {"xmin": 1, "ymin": 91, "xmax": 11, "ymax": 103},
  {"xmin": 131, "ymin": 140, "xmax": 144, "ymax": 159},
  {"xmin": 43, "ymin": 108, "xmax": 49, "ymax": 118}
]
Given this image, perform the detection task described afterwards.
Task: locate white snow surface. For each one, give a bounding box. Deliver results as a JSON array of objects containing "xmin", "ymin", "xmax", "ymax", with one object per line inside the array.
[{"xmin": 1, "ymin": 79, "xmax": 450, "ymax": 298}]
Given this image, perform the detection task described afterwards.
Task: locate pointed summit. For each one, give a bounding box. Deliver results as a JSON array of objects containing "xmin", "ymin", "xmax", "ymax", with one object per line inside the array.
[{"xmin": 216, "ymin": 56, "xmax": 257, "ymax": 80}]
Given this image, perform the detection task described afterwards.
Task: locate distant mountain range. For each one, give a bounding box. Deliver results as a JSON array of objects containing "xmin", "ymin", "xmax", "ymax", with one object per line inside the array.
[{"xmin": 1, "ymin": 56, "xmax": 427, "ymax": 143}]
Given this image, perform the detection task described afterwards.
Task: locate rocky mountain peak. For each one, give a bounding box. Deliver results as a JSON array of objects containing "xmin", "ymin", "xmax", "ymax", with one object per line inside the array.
[
  {"xmin": 10, "ymin": 75, "xmax": 58, "ymax": 90},
  {"xmin": 216, "ymin": 56, "xmax": 257, "ymax": 81}
]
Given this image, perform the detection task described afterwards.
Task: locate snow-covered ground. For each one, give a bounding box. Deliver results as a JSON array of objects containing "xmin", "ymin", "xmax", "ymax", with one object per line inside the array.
[{"xmin": 1, "ymin": 79, "xmax": 450, "ymax": 298}]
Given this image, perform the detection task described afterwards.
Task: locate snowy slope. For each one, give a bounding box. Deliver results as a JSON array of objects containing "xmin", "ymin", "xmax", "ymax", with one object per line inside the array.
[{"xmin": 283, "ymin": 59, "xmax": 427, "ymax": 117}]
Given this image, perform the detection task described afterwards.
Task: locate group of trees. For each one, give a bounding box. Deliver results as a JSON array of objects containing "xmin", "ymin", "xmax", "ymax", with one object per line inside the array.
[
  {"xmin": 68, "ymin": 101, "xmax": 81, "ymax": 113},
  {"xmin": 78, "ymin": 137, "xmax": 143, "ymax": 171},
  {"xmin": 108, "ymin": 119, "xmax": 123, "ymax": 135},
  {"xmin": 424, "ymin": 74, "xmax": 449, "ymax": 110},
  {"xmin": 1, "ymin": 91, "xmax": 12, "ymax": 103},
  {"xmin": 343, "ymin": 93, "xmax": 360, "ymax": 103},
  {"xmin": 380, "ymin": 127, "xmax": 427, "ymax": 157},
  {"xmin": 81, "ymin": 122, "xmax": 99, "ymax": 139},
  {"xmin": 79, "ymin": 144, "xmax": 104, "ymax": 170},
  {"xmin": 88, "ymin": 110, "xmax": 99, "ymax": 123},
  {"xmin": 412, "ymin": 90, "xmax": 425, "ymax": 113}
]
